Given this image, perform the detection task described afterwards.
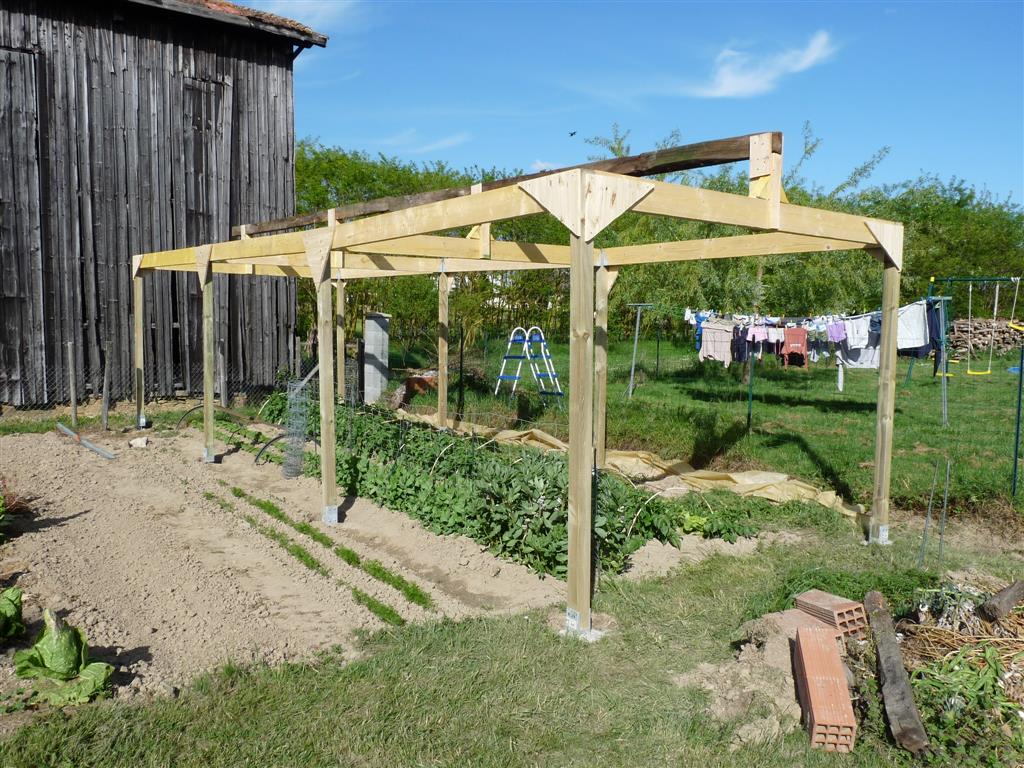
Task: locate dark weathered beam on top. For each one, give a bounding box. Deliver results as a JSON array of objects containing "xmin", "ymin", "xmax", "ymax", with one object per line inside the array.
[
  {"xmin": 231, "ymin": 131, "xmax": 782, "ymax": 237},
  {"xmin": 122, "ymin": 0, "xmax": 329, "ymax": 47}
]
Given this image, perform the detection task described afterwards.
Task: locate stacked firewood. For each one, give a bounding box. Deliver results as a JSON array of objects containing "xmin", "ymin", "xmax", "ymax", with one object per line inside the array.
[{"xmin": 947, "ymin": 319, "xmax": 1023, "ymax": 356}]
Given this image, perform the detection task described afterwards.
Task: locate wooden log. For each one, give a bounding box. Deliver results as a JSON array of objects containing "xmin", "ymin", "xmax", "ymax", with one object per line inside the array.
[
  {"xmin": 437, "ymin": 272, "xmax": 449, "ymax": 429},
  {"xmin": 864, "ymin": 591, "xmax": 930, "ymax": 756},
  {"xmin": 979, "ymin": 581, "xmax": 1024, "ymax": 622},
  {"xmin": 870, "ymin": 261, "xmax": 901, "ymax": 544},
  {"xmin": 230, "ymin": 132, "xmax": 782, "ymax": 238}
]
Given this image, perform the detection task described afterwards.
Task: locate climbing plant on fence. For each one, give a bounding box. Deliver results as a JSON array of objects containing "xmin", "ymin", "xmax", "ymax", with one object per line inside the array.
[{"xmin": 301, "ymin": 403, "xmax": 778, "ymax": 578}]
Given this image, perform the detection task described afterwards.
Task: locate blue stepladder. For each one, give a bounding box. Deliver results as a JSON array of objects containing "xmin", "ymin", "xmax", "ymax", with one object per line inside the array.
[{"xmin": 493, "ymin": 325, "xmax": 563, "ymax": 398}]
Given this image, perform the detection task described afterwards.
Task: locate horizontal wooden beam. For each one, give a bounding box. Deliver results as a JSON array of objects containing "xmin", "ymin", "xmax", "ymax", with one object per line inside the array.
[
  {"xmin": 230, "ymin": 132, "xmax": 782, "ymax": 237},
  {"xmin": 603, "ymin": 232, "xmax": 870, "ymax": 266}
]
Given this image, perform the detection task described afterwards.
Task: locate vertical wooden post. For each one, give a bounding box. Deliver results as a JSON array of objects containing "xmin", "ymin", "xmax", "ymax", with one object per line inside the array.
[
  {"xmin": 566, "ymin": 183, "xmax": 595, "ymax": 637},
  {"xmin": 317, "ymin": 277, "xmax": 338, "ymax": 521},
  {"xmin": 201, "ymin": 268, "xmax": 215, "ymax": 463},
  {"xmin": 67, "ymin": 341, "xmax": 78, "ymax": 429},
  {"xmin": 870, "ymin": 260, "xmax": 900, "ymax": 544},
  {"xmin": 133, "ymin": 273, "xmax": 146, "ymax": 429},
  {"xmin": 335, "ymin": 279, "xmax": 346, "ymax": 404},
  {"xmin": 437, "ymin": 271, "xmax": 449, "ymax": 429},
  {"xmin": 305, "ymin": 212, "xmax": 338, "ymax": 523},
  {"xmin": 594, "ymin": 262, "xmax": 617, "ymax": 469}
]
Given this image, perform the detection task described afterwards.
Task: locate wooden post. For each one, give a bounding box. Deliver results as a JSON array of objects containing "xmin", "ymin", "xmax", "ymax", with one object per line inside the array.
[
  {"xmin": 201, "ymin": 267, "xmax": 216, "ymax": 463},
  {"xmin": 437, "ymin": 271, "xmax": 449, "ymax": 429},
  {"xmin": 566, "ymin": 188, "xmax": 595, "ymax": 637},
  {"xmin": 316, "ymin": 278, "xmax": 339, "ymax": 521},
  {"xmin": 870, "ymin": 260, "xmax": 900, "ymax": 543},
  {"xmin": 305, "ymin": 212, "xmax": 339, "ymax": 524},
  {"xmin": 335, "ymin": 279, "xmax": 346, "ymax": 404},
  {"xmin": 594, "ymin": 262, "xmax": 618, "ymax": 468},
  {"xmin": 133, "ymin": 274, "xmax": 146, "ymax": 429},
  {"xmin": 100, "ymin": 342, "xmax": 110, "ymax": 431},
  {"xmin": 67, "ymin": 341, "xmax": 78, "ymax": 429}
]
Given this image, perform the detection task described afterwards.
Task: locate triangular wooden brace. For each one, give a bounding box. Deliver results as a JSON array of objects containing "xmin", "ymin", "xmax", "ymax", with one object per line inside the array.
[
  {"xmin": 195, "ymin": 244, "xmax": 213, "ymax": 283},
  {"xmin": 131, "ymin": 253, "xmax": 143, "ymax": 278},
  {"xmin": 865, "ymin": 220, "xmax": 903, "ymax": 271},
  {"xmin": 303, "ymin": 228, "xmax": 334, "ymax": 284},
  {"xmin": 518, "ymin": 169, "xmax": 583, "ymax": 237},
  {"xmin": 583, "ymin": 171, "xmax": 654, "ymax": 241}
]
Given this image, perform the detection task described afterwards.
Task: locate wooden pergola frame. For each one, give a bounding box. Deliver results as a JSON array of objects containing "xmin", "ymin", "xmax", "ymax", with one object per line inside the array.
[{"xmin": 131, "ymin": 132, "xmax": 903, "ymax": 638}]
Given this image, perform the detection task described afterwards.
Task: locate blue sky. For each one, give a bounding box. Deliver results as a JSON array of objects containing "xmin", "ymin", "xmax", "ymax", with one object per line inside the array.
[{"xmin": 251, "ymin": 1, "xmax": 1024, "ymax": 201}]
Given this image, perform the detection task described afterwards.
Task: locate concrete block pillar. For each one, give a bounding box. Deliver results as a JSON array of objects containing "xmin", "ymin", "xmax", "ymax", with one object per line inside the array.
[{"xmin": 363, "ymin": 312, "xmax": 390, "ymax": 405}]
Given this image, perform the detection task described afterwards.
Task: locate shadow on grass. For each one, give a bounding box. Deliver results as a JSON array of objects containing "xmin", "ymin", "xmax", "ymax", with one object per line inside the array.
[
  {"xmin": 758, "ymin": 429, "xmax": 858, "ymax": 501},
  {"xmin": 682, "ymin": 386, "xmax": 879, "ymax": 414}
]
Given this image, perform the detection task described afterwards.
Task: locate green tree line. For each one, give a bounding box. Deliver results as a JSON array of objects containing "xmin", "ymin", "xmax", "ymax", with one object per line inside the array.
[{"xmin": 293, "ymin": 124, "xmax": 1024, "ymax": 351}]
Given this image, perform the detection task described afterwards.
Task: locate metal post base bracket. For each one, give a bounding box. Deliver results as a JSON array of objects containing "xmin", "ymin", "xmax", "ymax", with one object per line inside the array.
[
  {"xmin": 323, "ymin": 505, "xmax": 340, "ymax": 525},
  {"xmin": 562, "ymin": 608, "xmax": 607, "ymax": 643},
  {"xmin": 202, "ymin": 448, "xmax": 217, "ymax": 464},
  {"xmin": 137, "ymin": 416, "xmax": 148, "ymax": 429},
  {"xmin": 867, "ymin": 524, "xmax": 892, "ymax": 546}
]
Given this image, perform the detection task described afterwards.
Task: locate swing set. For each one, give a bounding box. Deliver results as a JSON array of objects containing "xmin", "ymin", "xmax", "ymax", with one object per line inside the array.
[{"xmin": 930, "ymin": 275, "xmax": 1023, "ymax": 377}]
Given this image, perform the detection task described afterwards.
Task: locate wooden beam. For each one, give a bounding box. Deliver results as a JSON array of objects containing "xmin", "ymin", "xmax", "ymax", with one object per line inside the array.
[
  {"xmin": 201, "ymin": 266, "xmax": 215, "ymax": 463},
  {"xmin": 604, "ymin": 232, "xmax": 870, "ymax": 265},
  {"xmin": 594, "ymin": 263, "xmax": 618, "ymax": 469},
  {"xmin": 312, "ymin": 215, "xmax": 339, "ymax": 523},
  {"xmin": 566, "ymin": 182, "xmax": 596, "ymax": 638},
  {"xmin": 748, "ymin": 132, "xmax": 783, "ymax": 229},
  {"xmin": 437, "ymin": 272, "xmax": 449, "ymax": 429},
  {"xmin": 230, "ymin": 132, "xmax": 783, "ymax": 238},
  {"xmin": 870, "ymin": 258, "xmax": 900, "ymax": 544},
  {"xmin": 336, "ymin": 279, "xmax": 346, "ymax": 404},
  {"xmin": 123, "ymin": 0, "xmax": 328, "ymax": 46},
  {"xmin": 133, "ymin": 275, "xmax": 145, "ymax": 428}
]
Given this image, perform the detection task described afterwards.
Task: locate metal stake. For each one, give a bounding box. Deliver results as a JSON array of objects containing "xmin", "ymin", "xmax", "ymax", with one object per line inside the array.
[
  {"xmin": 627, "ymin": 303, "xmax": 652, "ymax": 399},
  {"xmin": 916, "ymin": 459, "xmax": 940, "ymax": 569}
]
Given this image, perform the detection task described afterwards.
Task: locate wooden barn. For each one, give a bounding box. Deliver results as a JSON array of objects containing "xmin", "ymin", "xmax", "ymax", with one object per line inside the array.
[{"xmin": 0, "ymin": 0, "xmax": 326, "ymax": 406}]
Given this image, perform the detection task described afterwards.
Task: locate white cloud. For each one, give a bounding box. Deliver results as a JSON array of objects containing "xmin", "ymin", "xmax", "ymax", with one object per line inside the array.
[
  {"xmin": 247, "ymin": 0, "xmax": 358, "ymax": 31},
  {"xmin": 408, "ymin": 132, "xmax": 471, "ymax": 154},
  {"xmin": 375, "ymin": 128, "xmax": 418, "ymax": 147},
  {"xmin": 530, "ymin": 160, "xmax": 557, "ymax": 172},
  {"xmin": 685, "ymin": 31, "xmax": 837, "ymax": 98}
]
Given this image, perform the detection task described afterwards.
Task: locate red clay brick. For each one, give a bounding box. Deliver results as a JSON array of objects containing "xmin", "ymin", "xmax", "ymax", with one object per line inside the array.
[
  {"xmin": 794, "ymin": 626, "xmax": 858, "ymax": 753},
  {"xmin": 795, "ymin": 589, "xmax": 867, "ymax": 638}
]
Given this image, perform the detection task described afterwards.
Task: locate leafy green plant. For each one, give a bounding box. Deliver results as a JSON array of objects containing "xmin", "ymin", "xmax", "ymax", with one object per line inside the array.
[
  {"xmin": 911, "ymin": 645, "xmax": 1024, "ymax": 767},
  {"xmin": 14, "ymin": 610, "xmax": 113, "ymax": 706},
  {"xmin": 351, "ymin": 588, "xmax": 405, "ymax": 627},
  {"xmin": 0, "ymin": 587, "xmax": 25, "ymax": 640},
  {"xmin": 241, "ymin": 515, "xmax": 329, "ymax": 577}
]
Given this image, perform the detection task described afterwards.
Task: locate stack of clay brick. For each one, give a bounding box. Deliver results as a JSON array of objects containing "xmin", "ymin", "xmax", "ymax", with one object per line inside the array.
[{"xmin": 789, "ymin": 590, "xmax": 868, "ymax": 753}]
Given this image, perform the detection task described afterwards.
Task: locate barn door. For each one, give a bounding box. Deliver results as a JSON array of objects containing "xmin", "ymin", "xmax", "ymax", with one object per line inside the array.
[
  {"xmin": 0, "ymin": 48, "xmax": 46, "ymax": 406},
  {"xmin": 178, "ymin": 76, "xmax": 232, "ymax": 396}
]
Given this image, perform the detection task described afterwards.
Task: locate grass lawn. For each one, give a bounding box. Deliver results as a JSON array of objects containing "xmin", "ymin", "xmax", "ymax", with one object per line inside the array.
[
  {"xmin": 1, "ymin": 509, "xmax": 1018, "ymax": 767},
  {"xmin": 404, "ymin": 338, "xmax": 1023, "ymax": 514}
]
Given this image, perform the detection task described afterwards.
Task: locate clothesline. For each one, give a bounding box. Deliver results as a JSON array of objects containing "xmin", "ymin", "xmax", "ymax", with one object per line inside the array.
[{"xmin": 685, "ymin": 299, "xmax": 942, "ymax": 391}]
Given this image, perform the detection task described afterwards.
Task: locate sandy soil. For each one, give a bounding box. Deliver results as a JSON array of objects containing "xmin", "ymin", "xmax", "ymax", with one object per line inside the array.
[{"xmin": 0, "ymin": 427, "xmax": 561, "ymax": 707}]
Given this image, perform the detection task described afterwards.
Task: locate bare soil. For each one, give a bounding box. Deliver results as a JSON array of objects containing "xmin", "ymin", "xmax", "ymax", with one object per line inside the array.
[{"xmin": 0, "ymin": 427, "xmax": 561, "ymax": 710}]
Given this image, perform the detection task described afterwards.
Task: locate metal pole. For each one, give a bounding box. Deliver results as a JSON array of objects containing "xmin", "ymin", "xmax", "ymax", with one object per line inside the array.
[
  {"xmin": 655, "ymin": 322, "xmax": 661, "ymax": 379},
  {"xmin": 101, "ymin": 343, "xmax": 111, "ymax": 431},
  {"xmin": 939, "ymin": 299, "xmax": 949, "ymax": 427},
  {"xmin": 67, "ymin": 341, "xmax": 77, "ymax": 429},
  {"xmin": 1013, "ymin": 343, "xmax": 1023, "ymax": 497},
  {"xmin": 628, "ymin": 306, "xmax": 642, "ymax": 399},
  {"xmin": 746, "ymin": 350, "xmax": 757, "ymax": 432}
]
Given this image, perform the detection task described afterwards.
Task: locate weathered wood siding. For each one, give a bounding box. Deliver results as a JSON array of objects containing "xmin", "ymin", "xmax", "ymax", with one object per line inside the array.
[{"xmin": 0, "ymin": 1, "xmax": 298, "ymax": 405}]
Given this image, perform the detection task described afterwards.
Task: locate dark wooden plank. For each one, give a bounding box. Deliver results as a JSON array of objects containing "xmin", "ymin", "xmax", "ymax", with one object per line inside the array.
[
  {"xmin": 864, "ymin": 591, "xmax": 930, "ymax": 756},
  {"xmin": 979, "ymin": 581, "xmax": 1024, "ymax": 622}
]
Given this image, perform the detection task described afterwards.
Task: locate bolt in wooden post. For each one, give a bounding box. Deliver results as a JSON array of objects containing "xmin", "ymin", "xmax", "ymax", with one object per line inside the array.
[
  {"xmin": 437, "ymin": 271, "xmax": 449, "ymax": 429},
  {"xmin": 67, "ymin": 340, "xmax": 77, "ymax": 429},
  {"xmin": 870, "ymin": 260, "xmax": 900, "ymax": 543},
  {"xmin": 566, "ymin": 190, "xmax": 595, "ymax": 637},
  {"xmin": 133, "ymin": 274, "xmax": 146, "ymax": 429}
]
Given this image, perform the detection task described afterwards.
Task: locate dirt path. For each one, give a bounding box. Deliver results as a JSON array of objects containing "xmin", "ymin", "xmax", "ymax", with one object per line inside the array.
[{"xmin": 0, "ymin": 427, "xmax": 561, "ymax": 706}]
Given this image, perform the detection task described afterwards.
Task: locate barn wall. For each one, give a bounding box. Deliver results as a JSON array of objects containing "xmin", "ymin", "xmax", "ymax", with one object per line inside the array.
[{"xmin": 0, "ymin": 0, "xmax": 298, "ymax": 405}]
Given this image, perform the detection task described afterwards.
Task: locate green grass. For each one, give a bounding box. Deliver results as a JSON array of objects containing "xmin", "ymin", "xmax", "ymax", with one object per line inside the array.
[
  {"xmin": 351, "ymin": 588, "xmax": 406, "ymax": 627},
  {"xmin": 417, "ymin": 338, "xmax": 1023, "ymax": 514},
  {"xmin": 231, "ymin": 487, "xmax": 435, "ymax": 611},
  {"xmin": 1, "ymin": 525, "xmax": 1017, "ymax": 767}
]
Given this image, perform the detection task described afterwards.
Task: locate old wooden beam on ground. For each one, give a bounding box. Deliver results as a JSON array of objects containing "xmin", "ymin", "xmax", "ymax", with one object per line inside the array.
[
  {"xmin": 979, "ymin": 580, "xmax": 1024, "ymax": 622},
  {"xmin": 864, "ymin": 591, "xmax": 930, "ymax": 756}
]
